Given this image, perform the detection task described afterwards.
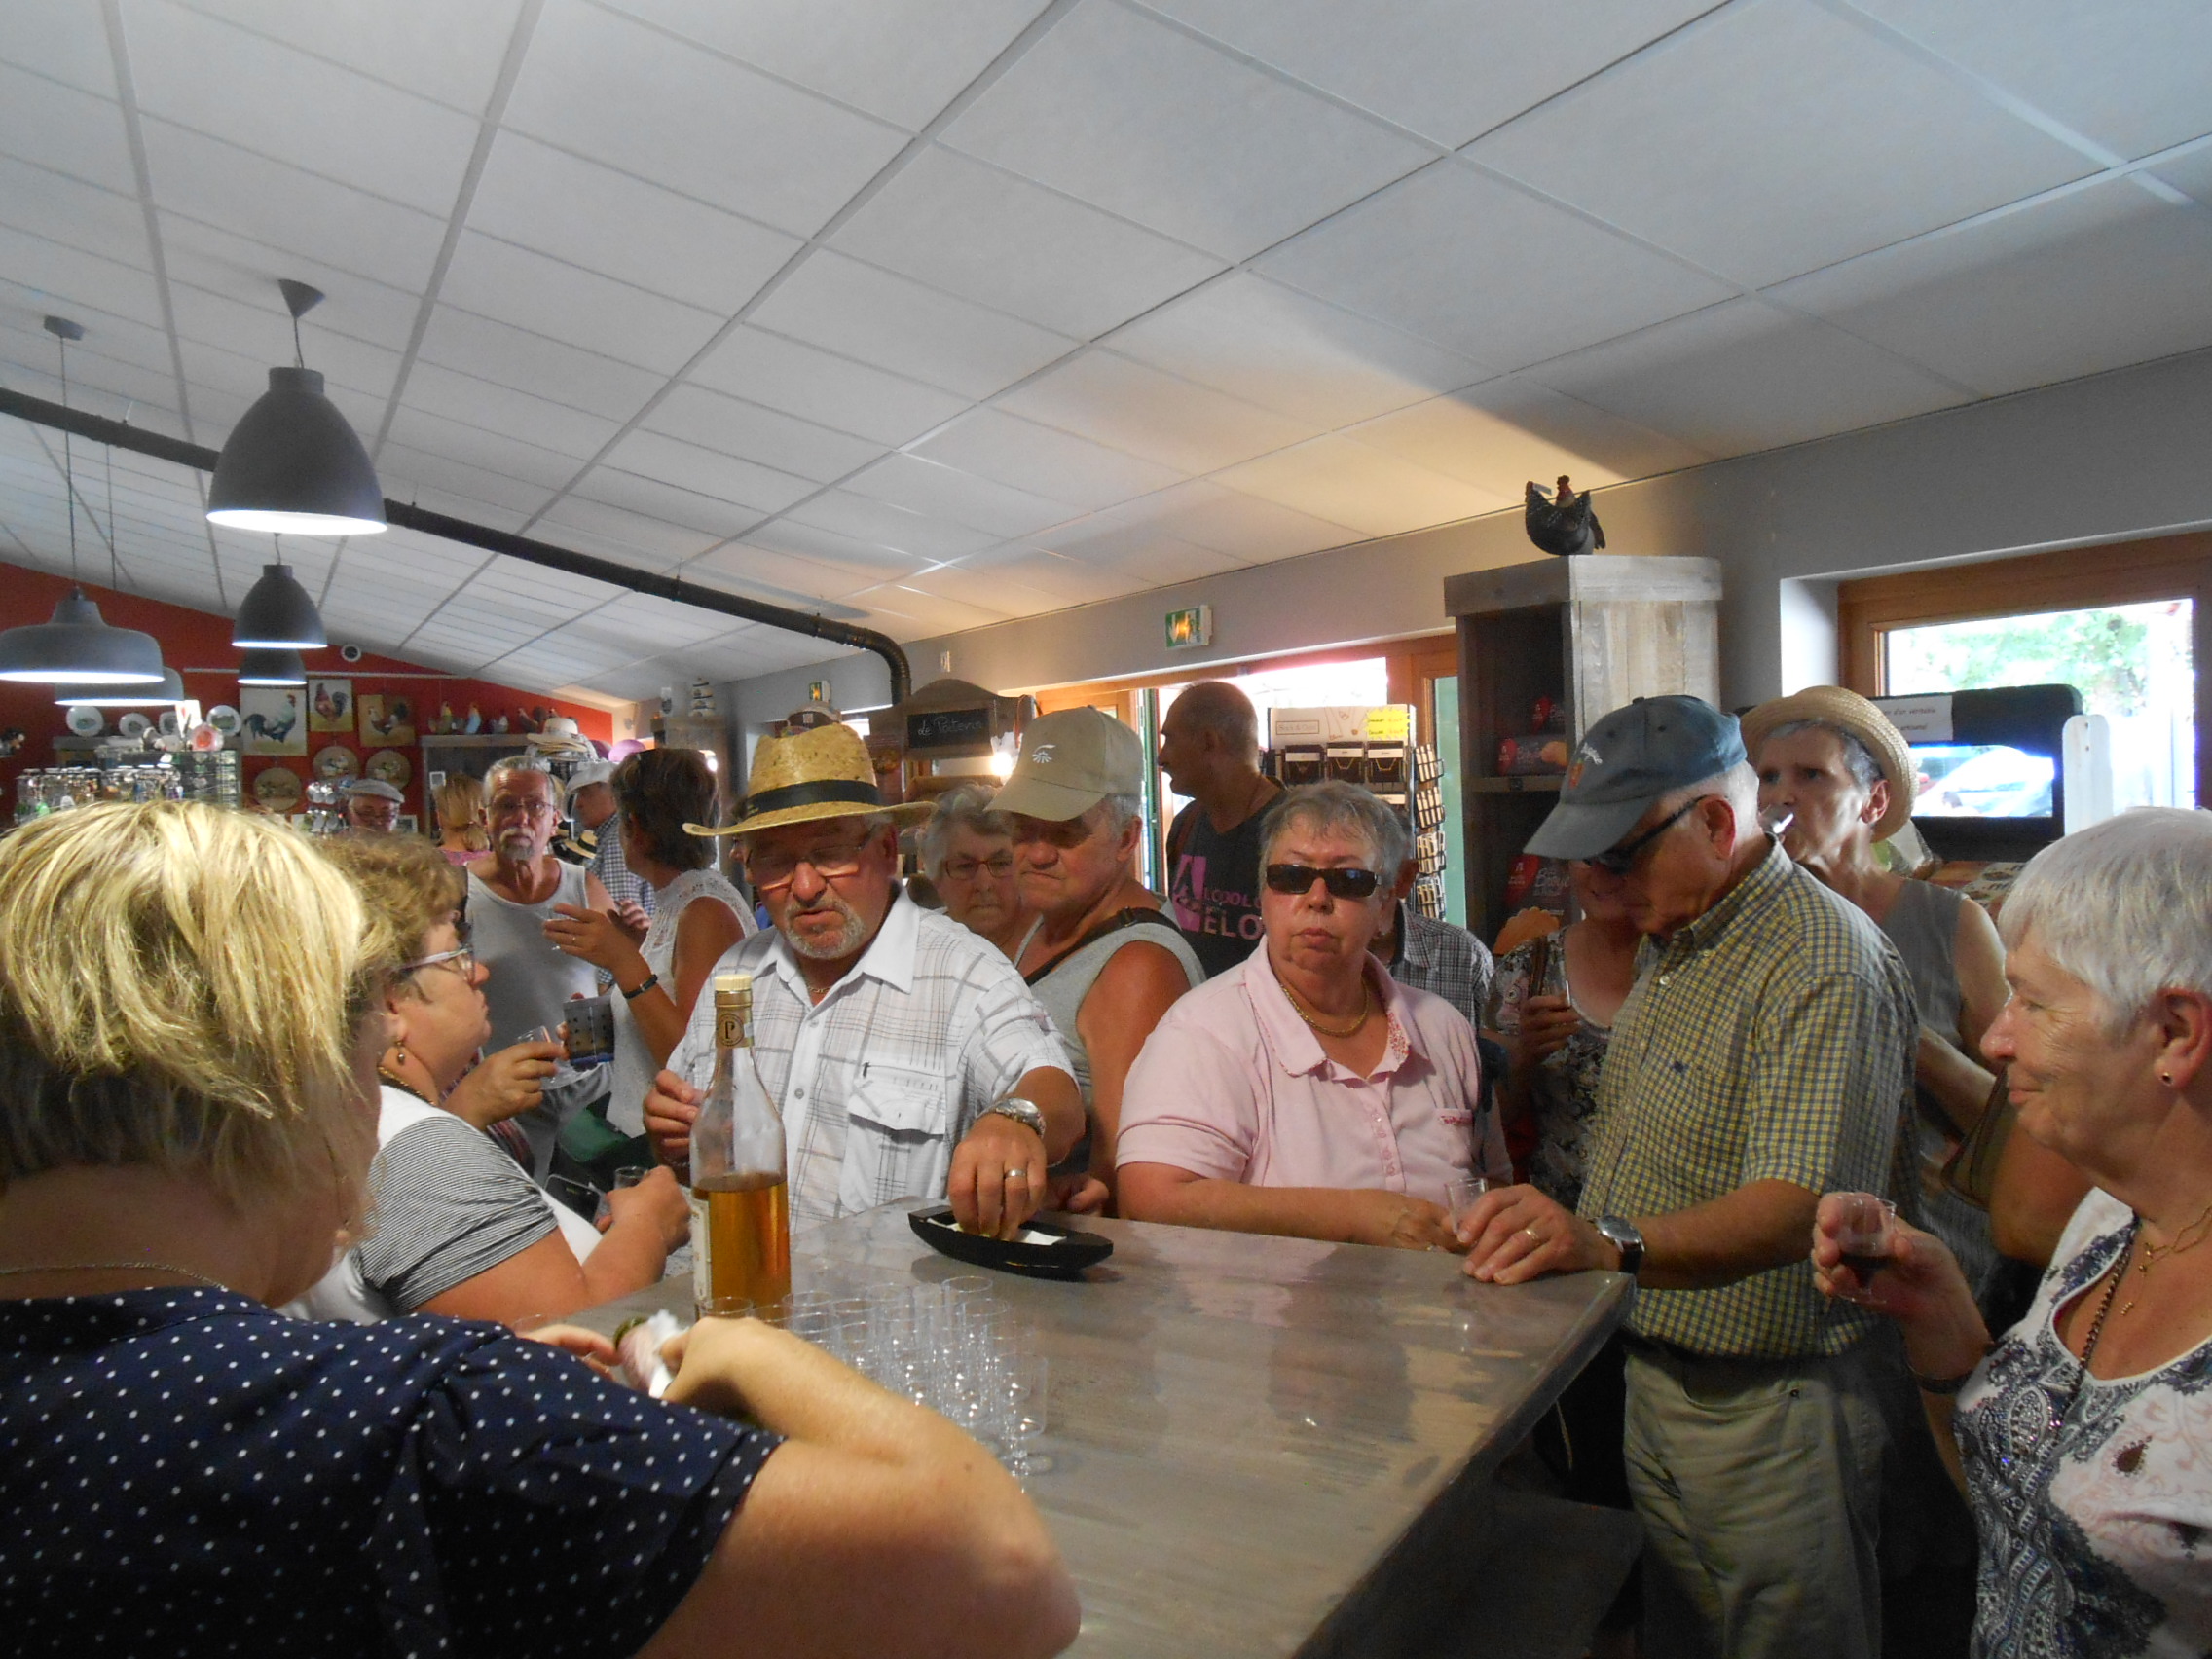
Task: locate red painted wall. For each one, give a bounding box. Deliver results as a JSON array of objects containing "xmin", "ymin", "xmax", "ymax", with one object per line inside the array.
[{"xmin": 1, "ymin": 560, "xmax": 612, "ymax": 821}]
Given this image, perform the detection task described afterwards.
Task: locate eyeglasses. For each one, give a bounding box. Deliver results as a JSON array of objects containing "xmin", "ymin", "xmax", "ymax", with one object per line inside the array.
[
  {"xmin": 942, "ymin": 854, "xmax": 1015, "ymax": 881},
  {"xmin": 489, "ymin": 795, "xmax": 556, "ymax": 820},
  {"xmin": 749, "ymin": 833, "xmax": 874, "ymax": 891},
  {"xmin": 1264, "ymin": 863, "xmax": 1381, "ymax": 901},
  {"xmin": 1586, "ymin": 796, "xmax": 1712, "ymax": 877},
  {"xmin": 396, "ymin": 945, "xmax": 475, "ymax": 980}
]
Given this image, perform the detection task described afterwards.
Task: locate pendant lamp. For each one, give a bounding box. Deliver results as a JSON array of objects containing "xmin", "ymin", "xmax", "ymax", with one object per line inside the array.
[
  {"xmin": 237, "ymin": 647, "xmax": 307, "ymax": 686},
  {"xmin": 57, "ymin": 667, "xmax": 188, "ymax": 708},
  {"xmin": 0, "ymin": 317, "xmax": 168, "ymax": 685},
  {"xmin": 232, "ymin": 557, "xmax": 327, "ymax": 649},
  {"xmin": 205, "ymin": 280, "xmax": 386, "ymax": 537}
]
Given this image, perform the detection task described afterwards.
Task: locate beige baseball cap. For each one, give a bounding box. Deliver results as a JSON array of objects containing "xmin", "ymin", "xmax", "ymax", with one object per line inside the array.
[{"xmin": 991, "ymin": 708, "xmax": 1144, "ymax": 822}]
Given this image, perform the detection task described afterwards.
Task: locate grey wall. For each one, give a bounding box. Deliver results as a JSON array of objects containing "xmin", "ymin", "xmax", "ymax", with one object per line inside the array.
[{"xmin": 722, "ymin": 345, "xmax": 2212, "ymax": 738}]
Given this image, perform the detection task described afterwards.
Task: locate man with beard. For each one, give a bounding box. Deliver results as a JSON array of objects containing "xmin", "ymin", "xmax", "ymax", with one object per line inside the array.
[
  {"xmin": 468, "ymin": 757, "xmax": 620, "ymax": 1177},
  {"xmin": 641, "ymin": 722, "xmax": 1085, "ymax": 1237}
]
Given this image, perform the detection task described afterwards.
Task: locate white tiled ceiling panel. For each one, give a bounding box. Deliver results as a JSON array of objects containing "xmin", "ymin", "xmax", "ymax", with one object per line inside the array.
[{"xmin": 0, "ymin": 0, "xmax": 2205, "ymax": 699}]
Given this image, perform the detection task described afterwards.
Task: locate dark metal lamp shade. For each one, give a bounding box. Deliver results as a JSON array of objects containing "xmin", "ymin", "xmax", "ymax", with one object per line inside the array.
[
  {"xmin": 237, "ymin": 647, "xmax": 307, "ymax": 686},
  {"xmin": 206, "ymin": 367, "xmax": 387, "ymax": 536},
  {"xmin": 57, "ymin": 666, "xmax": 188, "ymax": 707},
  {"xmin": 231, "ymin": 562, "xmax": 327, "ymax": 650},
  {"xmin": 0, "ymin": 588, "xmax": 167, "ymax": 684}
]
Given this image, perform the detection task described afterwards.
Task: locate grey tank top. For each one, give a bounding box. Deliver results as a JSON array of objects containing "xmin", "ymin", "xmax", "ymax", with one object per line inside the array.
[
  {"xmin": 1879, "ymin": 878, "xmax": 1966, "ymax": 1043},
  {"xmin": 465, "ymin": 863, "xmax": 608, "ymax": 1175},
  {"xmin": 1028, "ymin": 911, "xmax": 1203, "ymax": 1106}
]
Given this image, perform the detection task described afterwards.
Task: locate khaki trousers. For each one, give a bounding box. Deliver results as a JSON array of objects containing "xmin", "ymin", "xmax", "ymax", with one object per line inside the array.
[{"xmin": 1622, "ymin": 1338, "xmax": 1890, "ymax": 1659}]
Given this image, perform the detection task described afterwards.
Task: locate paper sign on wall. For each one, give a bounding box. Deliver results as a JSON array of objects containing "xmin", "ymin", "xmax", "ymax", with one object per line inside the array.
[{"xmin": 1875, "ymin": 693, "xmax": 1953, "ymax": 743}]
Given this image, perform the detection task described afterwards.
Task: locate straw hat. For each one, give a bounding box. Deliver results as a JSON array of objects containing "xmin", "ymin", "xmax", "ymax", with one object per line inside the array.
[
  {"xmin": 688, "ymin": 720, "xmax": 930, "ymax": 839},
  {"xmin": 1740, "ymin": 685, "xmax": 1916, "ymax": 841}
]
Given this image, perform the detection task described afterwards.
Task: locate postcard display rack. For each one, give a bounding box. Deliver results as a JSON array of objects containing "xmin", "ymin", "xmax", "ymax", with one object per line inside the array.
[
  {"xmin": 1265, "ymin": 704, "xmax": 1450, "ymax": 915},
  {"xmin": 1445, "ymin": 555, "xmax": 1723, "ymax": 942}
]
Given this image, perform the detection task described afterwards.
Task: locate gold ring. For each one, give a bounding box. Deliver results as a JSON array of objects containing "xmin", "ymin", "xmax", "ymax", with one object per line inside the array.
[
  {"xmin": 1523, "ymin": 1228, "xmax": 1541, "ymax": 1243},
  {"xmin": 1004, "ymin": 1168, "xmax": 1028, "ymax": 1182}
]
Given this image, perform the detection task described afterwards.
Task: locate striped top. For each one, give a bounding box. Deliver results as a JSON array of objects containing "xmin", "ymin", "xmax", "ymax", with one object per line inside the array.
[{"xmin": 1576, "ymin": 841, "xmax": 1917, "ymax": 1358}]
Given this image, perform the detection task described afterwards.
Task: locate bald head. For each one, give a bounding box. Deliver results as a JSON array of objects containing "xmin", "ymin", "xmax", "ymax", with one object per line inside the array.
[
  {"xmin": 1169, "ymin": 682, "xmax": 1259, "ymax": 761},
  {"xmin": 1160, "ymin": 680, "xmax": 1268, "ymax": 811}
]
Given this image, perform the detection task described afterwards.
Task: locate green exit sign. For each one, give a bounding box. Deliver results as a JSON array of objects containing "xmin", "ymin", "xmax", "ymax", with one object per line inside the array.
[{"xmin": 1164, "ymin": 605, "xmax": 1212, "ymax": 649}]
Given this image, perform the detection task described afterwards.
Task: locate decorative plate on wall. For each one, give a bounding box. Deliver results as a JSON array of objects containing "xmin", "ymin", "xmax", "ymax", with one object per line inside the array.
[
  {"xmin": 117, "ymin": 713, "xmax": 154, "ymax": 741},
  {"xmin": 205, "ymin": 705, "xmax": 240, "ymax": 738},
  {"xmin": 313, "ymin": 744, "xmax": 361, "ymax": 779},
  {"xmin": 252, "ymin": 767, "xmax": 304, "ymax": 810},
  {"xmin": 365, "ymin": 749, "xmax": 411, "ymax": 789},
  {"xmin": 65, "ymin": 705, "xmax": 106, "ymax": 737}
]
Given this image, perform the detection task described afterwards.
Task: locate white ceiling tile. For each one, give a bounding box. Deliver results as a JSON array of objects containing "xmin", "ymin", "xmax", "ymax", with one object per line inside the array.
[
  {"xmin": 465, "ymin": 131, "xmax": 801, "ymax": 315},
  {"xmin": 845, "ymin": 579, "xmax": 1011, "ymax": 637},
  {"xmin": 1772, "ymin": 180, "xmax": 2212, "ymax": 398},
  {"xmin": 841, "ymin": 452, "xmax": 1075, "ymax": 538},
  {"xmin": 530, "ymin": 495, "xmax": 719, "ymax": 566},
  {"xmin": 143, "ymin": 118, "xmax": 447, "ymax": 292},
  {"xmin": 643, "ymin": 384, "xmax": 883, "ymax": 483},
  {"xmin": 1147, "ymin": 0, "xmax": 1713, "ymax": 148},
  {"xmin": 437, "ymin": 232, "xmax": 724, "ymax": 375},
  {"xmin": 0, "ymin": 60, "xmax": 134, "ymax": 194},
  {"xmin": 730, "ymin": 518, "xmax": 932, "ymax": 584},
  {"xmin": 1, "ymin": 326, "xmax": 183, "ymax": 423},
  {"xmin": 892, "ymin": 556, "xmax": 1068, "ymax": 620},
  {"xmin": 1468, "ymin": 0, "xmax": 2094, "ymax": 288},
  {"xmin": 0, "ymin": 307, "xmax": 175, "ymax": 388},
  {"xmin": 955, "ymin": 542, "xmax": 1151, "ymax": 606},
  {"xmin": 781, "ymin": 489, "xmax": 999, "ymax": 560},
  {"xmin": 378, "ymin": 443, "xmax": 558, "ymax": 519},
  {"xmin": 3, "ymin": 0, "xmax": 121, "ymax": 99},
  {"xmin": 683, "ymin": 543, "xmax": 872, "ymax": 611},
  {"xmin": 503, "ymin": 0, "xmax": 907, "ymax": 238},
  {"xmin": 1344, "ymin": 377, "xmax": 1712, "ymax": 498},
  {"xmin": 1850, "ymin": 0, "xmax": 2212, "ymax": 160},
  {"xmin": 687, "ymin": 325, "xmax": 969, "ymax": 446},
  {"xmin": 170, "ymin": 0, "xmax": 525, "ymax": 114},
  {"xmin": 1105, "ymin": 272, "xmax": 1490, "ymax": 426},
  {"xmin": 1044, "ymin": 478, "xmax": 1360, "ymax": 564},
  {"xmin": 385, "ymin": 404, "xmax": 586, "ymax": 492},
  {"xmin": 174, "ymin": 332, "xmax": 395, "ymax": 428},
  {"xmin": 908, "ymin": 407, "xmax": 1185, "ymax": 511},
  {"xmin": 414, "ymin": 305, "xmax": 663, "ymax": 423},
  {"xmin": 829, "ymin": 145, "xmax": 1226, "ymax": 338},
  {"xmin": 747, "ymin": 250, "xmax": 1079, "ymax": 399},
  {"xmin": 1255, "ymin": 162, "xmax": 1734, "ymax": 371},
  {"xmin": 2160, "ymin": 145, "xmax": 2212, "ymax": 210},
  {"xmin": 0, "ymin": 158, "xmax": 149, "ymax": 271},
  {"xmin": 1530, "ymin": 297, "xmax": 1969, "ymax": 456},
  {"xmin": 1027, "ymin": 512, "xmax": 1246, "ymax": 582},
  {"xmin": 474, "ymin": 553, "xmax": 627, "ymax": 608},
  {"xmin": 0, "ymin": 225, "xmax": 160, "ymax": 327},
  {"xmin": 156, "ymin": 215, "xmax": 424, "ymax": 353},
  {"xmin": 568, "ymin": 465, "xmax": 766, "ymax": 539},
  {"xmin": 401, "ymin": 360, "xmax": 621, "ymax": 461},
  {"xmin": 166, "ymin": 286, "xmax": 401, "ymax": 401},
  {"xmin": 127, "ymin": 2, "xmax": 480, "ymax": 216},
  {"xmin": 995, "ymin": 351, "xmax": 1318, "ymax": 473},
  {"xmin": 1212, "ymin": 436, "xmax": 1514, "ymax": 538},
  {"xmin": 941, "ymin": 1, "xmax": 1431, "ymax": 261},
  {"xmin": 595, "ymin": 428, "xmax": 818, "ymax": 515},
  {"xmin": 596, "ymin": 0, "xmax": 1049, "ymax": 130}
]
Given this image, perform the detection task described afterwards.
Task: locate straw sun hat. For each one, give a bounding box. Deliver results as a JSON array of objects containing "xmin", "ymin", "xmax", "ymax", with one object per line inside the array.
[
  {"xmin": 687, "ymin": 720, "xmax": 931, "ymax": 839},
  {"xmin": 1739, "ymin": 685, "xmax": 1917, "ymax": 841}
]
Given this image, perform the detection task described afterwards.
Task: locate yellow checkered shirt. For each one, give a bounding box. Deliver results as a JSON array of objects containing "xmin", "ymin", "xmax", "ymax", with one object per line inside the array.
[{"xmin": 1577, "ymin": 842, "xmax": 1918, "ymax": 1358}]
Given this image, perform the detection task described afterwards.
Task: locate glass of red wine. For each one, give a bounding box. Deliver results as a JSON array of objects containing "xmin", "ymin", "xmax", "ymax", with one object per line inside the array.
[{"xmin": 1830, "ymin": 1194, "xmax": 1898, "ymax": 1301}]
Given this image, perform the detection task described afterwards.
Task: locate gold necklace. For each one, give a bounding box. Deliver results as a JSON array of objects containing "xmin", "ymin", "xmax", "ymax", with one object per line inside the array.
[
  {"xmin": 2120, "ymin": 1198, "xmax": 2212, "ymax": 1315},
  {"xmin": 1282, "ymin": 977, "xmax": 1373, "ymax": 1040},
  {"xmin": 377, "ymin": 1062, "xmax": 435, "ymax": 1106}
]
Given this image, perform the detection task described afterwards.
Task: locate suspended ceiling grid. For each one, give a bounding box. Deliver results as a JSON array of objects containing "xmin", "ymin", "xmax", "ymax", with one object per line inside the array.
[{"xmin": 2, "ymin": 0, "xmax": 2211, "ymax": 704}]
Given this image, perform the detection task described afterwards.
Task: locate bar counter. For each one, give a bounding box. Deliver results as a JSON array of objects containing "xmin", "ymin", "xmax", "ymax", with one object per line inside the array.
[{"xmin": 573, "ymin": 1203, "xmax": 1640, "ymax": 1659}]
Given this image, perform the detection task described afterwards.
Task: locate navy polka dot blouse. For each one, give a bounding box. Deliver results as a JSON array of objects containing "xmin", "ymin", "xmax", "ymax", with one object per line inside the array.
[{"xmin": 0, "ymin": 1289, "xmax": 780, "ymax": 1657}]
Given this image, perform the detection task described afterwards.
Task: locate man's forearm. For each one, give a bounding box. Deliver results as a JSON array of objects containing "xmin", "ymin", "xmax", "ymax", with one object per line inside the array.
[
  {"xmin": 1631, "ymin": 1179, "xmax": 1821, "ymax": 1290},
  {"xmin": 1122, "ymin": 1174, "xmax": 1367, "ymax": 1242},
  {"xmin": 1012, "ymin": 1066, "xmax": 1086, "ymax": 1163}
]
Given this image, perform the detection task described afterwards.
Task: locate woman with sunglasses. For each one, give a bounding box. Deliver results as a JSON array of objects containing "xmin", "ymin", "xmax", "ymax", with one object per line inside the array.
[
  {"xmin": 1117, "ymin": 782, "xmax": 1511, "ymax": 1247},
  {"xmin": 290, "ymin": 834, "xmax": 689, "ymax": 1327}
]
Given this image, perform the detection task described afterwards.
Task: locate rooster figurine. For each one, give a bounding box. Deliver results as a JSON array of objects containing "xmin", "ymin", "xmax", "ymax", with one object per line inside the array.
[
  {"xmin": 1524, "ymin": 475, "xmax": 1604, "ymax": 558},
  {"xmin": 461, "ymin": 704, "xmax": 483, "ymax": 735}
]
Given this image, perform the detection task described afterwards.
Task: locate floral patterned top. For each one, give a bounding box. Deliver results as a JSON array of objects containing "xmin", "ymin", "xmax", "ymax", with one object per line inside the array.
[
  {"xmin": 1956, "ymin": 1188, "xmax": 2212, "ymax": 1658},
  {"xmin": 1486, "ymin": 932, "xmax": 1613, "ymax": 1212}
]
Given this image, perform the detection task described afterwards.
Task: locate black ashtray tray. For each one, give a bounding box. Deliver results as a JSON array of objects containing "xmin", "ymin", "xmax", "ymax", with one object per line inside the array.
[{"xmin": 908, "ymin": 1204, "xmax": 1113, "ymax": 1279}]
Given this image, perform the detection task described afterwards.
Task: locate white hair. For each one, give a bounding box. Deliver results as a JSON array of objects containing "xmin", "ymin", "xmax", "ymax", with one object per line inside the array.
[
  {"xmin": 918, "ymin": 787, "xmax": 1011, "ymax": 880},
  {"xmin": 1661, "ymin": 761, "xmax": 1759, "ymax": 837},
  {"xmin": 1096, "ymin": 793, "xmax": 1142, "ymax": 837},
  {"xmin": 1999, "ymin": 807, "xmax": 2212, "ymax": 1033},
  {"xmin": 1761, "ymin": 719, "xmax": 1882, "ymax": 792},
  {"xmin": 484, "ymin": 756, "xmax": 564, "ymax": 811},
  {"xmin": 1261, "ymin": 781, "xmax": 1411, "ymax": 880}
]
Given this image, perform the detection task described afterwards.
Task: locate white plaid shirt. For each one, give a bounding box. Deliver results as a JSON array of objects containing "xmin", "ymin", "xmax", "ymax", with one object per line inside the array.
[{"xmin": 668, "ymin": 893, "xmax": 1072, "ymax": 1227}]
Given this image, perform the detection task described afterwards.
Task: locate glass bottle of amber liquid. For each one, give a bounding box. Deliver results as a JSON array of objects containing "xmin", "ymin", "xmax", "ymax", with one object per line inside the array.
[{"xmin": 689, "ymin": 973, "xmax": 791, "ymax": 1313}]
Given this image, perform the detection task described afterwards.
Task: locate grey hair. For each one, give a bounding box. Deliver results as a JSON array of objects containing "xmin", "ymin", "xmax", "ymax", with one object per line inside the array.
[
  {"xmin": 919, "ymin": 787, "xmax": 1012, "ymax": 878},
  {"xmin": 484, "ymin": 756, "xmax": 565, "ymax": 811},
  {"xmin": 1660, "ymin": 761, "xmax": 1759, "ymax": 832},
  {"xmin": 1260, "ymin": 781, "xmax": 1412, "ymax": 883},
  {"xmin": 1095, "ymin": 792, "xmax": 1142, "ymax": 837},
  {"xmin": 1762, "ymin": 719, "xmax": 1882, "ymax": 792},
  {"xmin": 1999, "ymin": 807, "xmax": 2212, "ymax": 1035}
]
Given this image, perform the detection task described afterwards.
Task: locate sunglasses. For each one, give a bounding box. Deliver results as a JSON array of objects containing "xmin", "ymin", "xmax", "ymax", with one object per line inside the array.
[
  {"xmin": 1586, "ymin": 796, "xmax": 1712, "ymax": 877},
  {"xmin": 1264, "ymin": 863, "xmax": 1382, "ymax": 901}
]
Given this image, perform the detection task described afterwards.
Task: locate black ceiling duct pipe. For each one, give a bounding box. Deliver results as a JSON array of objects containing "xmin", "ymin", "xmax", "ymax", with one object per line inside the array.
[{"xmin": 0, "ymin": 386, "xmax": 912, "ymax": 703}]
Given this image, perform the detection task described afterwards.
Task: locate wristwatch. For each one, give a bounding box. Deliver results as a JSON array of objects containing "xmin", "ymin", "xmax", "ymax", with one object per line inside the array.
[
  {"xmin": 1593, "ymin": 1215, "xmax": 1645, "ymax": 1278},
  {"xmin": 982, "ymin": 1096, "xmax": 1048, "ymax": 1140}
]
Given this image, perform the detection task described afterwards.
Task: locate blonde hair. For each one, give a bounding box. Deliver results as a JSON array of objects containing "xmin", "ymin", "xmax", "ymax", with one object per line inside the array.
[
  {"xmin": 315, "ymin": 834, "xmax": 465, "ymax": 1002},
  {"xmin": 484, "ymin": 756, "xmax": 564, "ymax": 811},
  {"xmin": 0, "ymin": 802, "xmax": 383, "ymax": 1214},
  {"xmin": 432, "ymin": 772, "xmax": 489, "ymax": 852}
]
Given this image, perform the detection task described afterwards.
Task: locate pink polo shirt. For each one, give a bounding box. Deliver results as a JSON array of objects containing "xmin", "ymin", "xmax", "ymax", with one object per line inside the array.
[{"xmin": 1117, "ymin": 945, "xmax": 1510, "ymax": 1202}]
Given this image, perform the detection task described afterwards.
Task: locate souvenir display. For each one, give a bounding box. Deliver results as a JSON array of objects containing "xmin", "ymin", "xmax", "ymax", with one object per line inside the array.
[{"xmin": 205, "ymin": 705, "xmax": 241, "ymax": 739}]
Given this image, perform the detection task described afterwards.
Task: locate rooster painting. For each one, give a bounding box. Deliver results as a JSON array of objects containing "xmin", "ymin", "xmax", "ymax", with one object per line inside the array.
[
  {"xmin": 240, "ymin": 690, "xmax": 303, "ymax": 756},
  {"xmin": 1524, "ymin": 475, "xmax": 1605, "ymax": 558},
  {"xmin": 309, "ymin": 679, "xmax": 351, "ymax": 733}
]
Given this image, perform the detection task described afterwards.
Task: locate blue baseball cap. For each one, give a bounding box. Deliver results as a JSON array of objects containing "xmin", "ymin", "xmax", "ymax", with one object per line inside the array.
[{"xmin": 1526, "ymin": 695, "xmax": 1746, "ymax": 862}]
